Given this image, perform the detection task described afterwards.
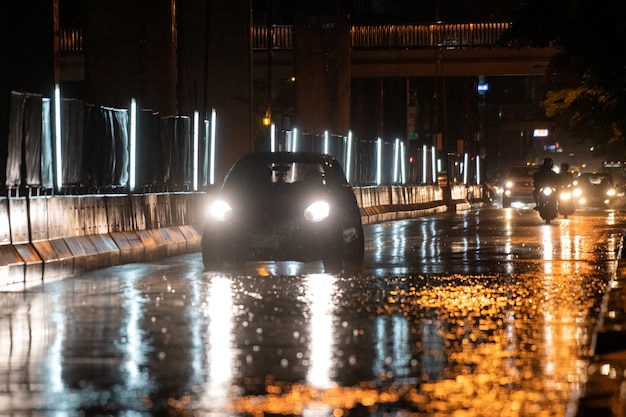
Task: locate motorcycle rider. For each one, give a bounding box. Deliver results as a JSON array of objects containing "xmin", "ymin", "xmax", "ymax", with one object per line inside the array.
[
  {"xmin": 558, "ymin": 162, "xmax": 573, "ymax": 187},
  {"xmin": 557, "ymin": 161, "xmax": 576, "ymax": 217},
  {"xmin": 533, "ymin": 157, "xmax": 559, "ymax": 209}
]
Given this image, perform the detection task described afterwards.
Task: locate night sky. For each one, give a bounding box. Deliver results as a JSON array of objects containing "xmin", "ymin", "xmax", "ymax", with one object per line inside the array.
[{"xmin": 251, "ymin": 0, "xmax": 524, "ymax": 24}]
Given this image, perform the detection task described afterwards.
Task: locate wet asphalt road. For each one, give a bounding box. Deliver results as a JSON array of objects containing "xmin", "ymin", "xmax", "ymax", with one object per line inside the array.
[{"xmin": 1, "ymin": 206, "xmax": 625, "ymax": 416}]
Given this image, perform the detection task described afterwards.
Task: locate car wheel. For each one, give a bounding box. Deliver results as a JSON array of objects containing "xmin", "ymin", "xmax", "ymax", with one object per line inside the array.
[
  {"xmin": 343, "ymin": 230, "xmax": 364, "ymax": 268},
  {"xmin": 323, "ymin": 234, "xmax": 343, "ymax": 273},
  {"xmin": 201, "ymin": 234, "xmax": 222, "ymax": 269}
]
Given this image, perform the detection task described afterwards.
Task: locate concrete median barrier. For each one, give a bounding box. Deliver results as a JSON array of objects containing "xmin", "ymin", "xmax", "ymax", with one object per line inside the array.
[
  {"xmin": 14, "ymin": 243, "xmax": 42, "ymax": 286},
  {"xmin": 137, "ymin": 227, "xmax": 185, "ymax": 261},
  {"xmin": 0, "ymin": 244, "xmax": 26, "ymax": 287},
  {"xmin": 106, "ymin": 195, "xmax": 135, "ymax": 232},
  {"xmin": 0, "ymin": 199, "xmax": 10, "ymax": 245},
  {"xmin": 359, "ymin": 185, "xmax": 448, "ymax": 224},
  {"xmin": 8, "ymin": 197, "xmax": 29, "ymax": 244},
  {"xmin": 31, "ymin": 238, "xmax": 74, "ymax": 283},
  {"xmin": 110, "ymin": 231, "xmax": 146, "ymax": 265},
  {"xmin": 0, "ymin": 185, "xmax": 482, "ymax": 287}
]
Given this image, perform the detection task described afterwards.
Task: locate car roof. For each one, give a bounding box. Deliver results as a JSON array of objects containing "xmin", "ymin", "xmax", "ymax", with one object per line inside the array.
[
  {"xmin": 236, "ymin": 151, "xmax": 339, "ymax": 166},
  {"xmin": 222, "ymin": 151, "xmax": 348, "ymax": 188},
  {"xmin": 506, "ymin": 165, "xmax": 538, "ymax": 176},
  {"xmin": 579, "ymin": 172, "xmax": 611, "ymax": 177}
]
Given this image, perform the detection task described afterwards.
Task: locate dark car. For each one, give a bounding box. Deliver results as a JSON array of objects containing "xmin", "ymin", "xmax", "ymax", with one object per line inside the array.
[
  {"xmin": 201, "ymin": 151, "xmax": 364, "ymax": 271},
  {"xmin": 502, "ymin": 164, "xmax": 538, "ymax": 207},
  {"xmin": 573, "ymin": 172, "xmax": 617, "ymax": 208}
]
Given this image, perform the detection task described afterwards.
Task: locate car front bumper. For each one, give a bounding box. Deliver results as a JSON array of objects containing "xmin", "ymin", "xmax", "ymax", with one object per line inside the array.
[{"xmin": 203, "ymin": 219, "xmax": 344, "ymax": 263}]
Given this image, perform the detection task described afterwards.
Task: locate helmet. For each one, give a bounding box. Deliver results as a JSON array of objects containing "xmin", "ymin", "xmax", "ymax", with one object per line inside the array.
[{"xmin": 543, "ymin": 158, "xmax": 553, "ymax": 168}]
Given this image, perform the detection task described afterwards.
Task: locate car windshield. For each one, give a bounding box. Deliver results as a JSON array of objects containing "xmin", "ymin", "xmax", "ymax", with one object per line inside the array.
[
  {"xmin": 507, "ymin": 166, "xmax": 537, "ymax": 177},
  {"xmin": 268, "ymin": 163, "xmax": 325, "ymax": 184},
  {"xmin": 579, "ymin": 173, "xmax": 613, "ymax": 186},
  {"xmin": 226, "ymin": 161, "xmax": 327, "ymax": 190}
]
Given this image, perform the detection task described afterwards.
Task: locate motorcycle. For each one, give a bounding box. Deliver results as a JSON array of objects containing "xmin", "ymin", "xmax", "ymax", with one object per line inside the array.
[
  {"xmin": 558, "ymin": 185, "xmax": 576, "ymax": 219},
  {"xmin": 537, "ymin": 186, "xmax": 559, "ymax": 224}
]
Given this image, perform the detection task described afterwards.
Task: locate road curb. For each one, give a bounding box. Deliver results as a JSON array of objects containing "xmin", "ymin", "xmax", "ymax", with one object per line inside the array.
[
  {"xmin": 0, "ymin": 226, "xmax": 202, "ymax": 290},
  {"xmin": 575, "ymin": 232, "xmax": 626, "ymax": 417}
]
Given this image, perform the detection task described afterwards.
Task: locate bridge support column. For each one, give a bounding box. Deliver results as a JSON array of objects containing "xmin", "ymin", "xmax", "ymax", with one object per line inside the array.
[{"xmin": 294, "ymin": 15, "xmax": 350, "ymax": 135}]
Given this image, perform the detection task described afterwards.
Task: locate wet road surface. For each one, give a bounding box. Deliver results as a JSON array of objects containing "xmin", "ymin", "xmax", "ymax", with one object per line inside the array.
[{"xmin": 1, "ymin": 206, "xmax": 625, "ymax": 416}]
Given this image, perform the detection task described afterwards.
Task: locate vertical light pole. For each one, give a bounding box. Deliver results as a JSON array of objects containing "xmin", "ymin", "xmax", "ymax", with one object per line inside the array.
[
  {"xmin": 431, "ymin": 145, "xmax": 436, "ymax": 184},
  {"xmin": 270, "ymin": 123, "xmax": 276, "ymax": 152},
  {"xmin": 209, "ymin": 109, "xmax": 216, "ymax": 185},
  {"xmin": 376, "ymin": 138, "xmax": 382, "ymax": 185},
  {"xmin": 345, "ymin": 130, "xmax": 353, "ymax": 183},
  {"xmin": 129, "ymin": 98, "xmax": 137, "ymax": 192},
  {"xmin": 54, "ymin": 85, "xmax": 62, "ymax": 191},
  {"xmin": 293, "ymin": 127, "xmax": 298, "ymax": 152},
  {"xmin": 400, "ymin": 141, "xmax": 406, "ymax": 184},
  {"xmin": 324, "ymin": 131, "xmax": 329, "ymax": 155},
  {"xmin": 193, "ymin": 111, "xmax": 199, "ymax": 191},
  {"xmin": 393, "ymin": 138, "xmax": 400, "ymax": 184},
  {"xmin": 422, "ymin": 144, "xmax": 427, "ymax": 184},
  {"xmin": 463, "ymin": 152, "xmax": 469, "ymax": 185},
  {"xmin": 53, "ymin": 0, "xmax": 62, "ymax": 192}
]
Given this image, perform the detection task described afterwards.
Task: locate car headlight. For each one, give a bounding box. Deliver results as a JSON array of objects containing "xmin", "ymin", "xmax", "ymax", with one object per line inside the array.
[
  {"xmin": 304, "ymin": 201, "xmax": 330, "ymax": 222},
  {"xmin": 208, "ymin": 200, "xmax": 232, "ymax": 221},
  {"xmin": 607, "ymin": 188, "xmax": 616, "ymax": 197},
  {"xmin": 573, "ymin": 188, "xmax": 582, "ymax": 197}
]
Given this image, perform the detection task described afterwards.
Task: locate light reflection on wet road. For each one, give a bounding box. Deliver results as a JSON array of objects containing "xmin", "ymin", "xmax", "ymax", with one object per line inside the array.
[{"xmin": 1, "ymin": 207, "xmax": 624, "ymax": 416}]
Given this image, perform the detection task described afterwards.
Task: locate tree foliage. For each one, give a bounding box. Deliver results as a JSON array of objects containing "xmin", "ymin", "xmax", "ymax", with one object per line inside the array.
[
  {"xmin": 501, "ymin": 0, "xmax": 626, "ymax": 154},
  {"xmin": 543, "ymin": 86, "xmax": 621, "ymax": 146}
]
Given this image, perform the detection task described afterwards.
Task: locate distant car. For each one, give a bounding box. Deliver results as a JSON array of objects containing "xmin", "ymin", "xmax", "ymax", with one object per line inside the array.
[
  {"xmin": 573, "ymin": 172, "xmax": 617, "ymax": 208},
  {"xmin": 502, "ymin": 164, "xmax": 538, "ymax": 208},
  {"xmin": 202, "ymin": 151, "xmax": 364, "ymax": 271}
]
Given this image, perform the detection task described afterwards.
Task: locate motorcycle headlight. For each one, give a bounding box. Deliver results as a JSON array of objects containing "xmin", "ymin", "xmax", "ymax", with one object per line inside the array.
[
  {"xmin": 573, "ymin": 188, "xmax": 582, "ymax": 197},
  {"xmin": 208, "ymin": 199, "xmax": 232, "ymax": 221},
  {"xmin": 505, "ymin": 180, "xmax": 514, "ymax": 189},
  {"xmin": 304, "ymin": 201, "xmax": 330, "ymax": 222},
  {"xmin": 542, "ymin": 187, "xmax": 553, "ymax": 196},
  {"xmin": 559, "ymin": 191, "xmax": 571, "ymax": 200},
  {"xmin": 607, "ymin": 188, "xmax": 616, "ymax": 197}
]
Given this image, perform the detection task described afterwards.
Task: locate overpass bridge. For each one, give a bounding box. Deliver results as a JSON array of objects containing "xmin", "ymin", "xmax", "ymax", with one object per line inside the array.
[
  {"xmin": 251, "ymin": 22, "xmax": 557, "ymax": 78},
  {"xmin": 250, "ymin": 22, "xmax": 559, "ymax": 173},
  {"xmin": 57, "ymin": 22, "xmax": 559, "ymax": 172}
]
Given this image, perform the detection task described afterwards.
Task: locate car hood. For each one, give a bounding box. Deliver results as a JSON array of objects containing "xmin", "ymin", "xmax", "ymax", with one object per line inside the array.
[{"xmin": 220, "ymin": 185, "xmax": 334, "ymax": 221}]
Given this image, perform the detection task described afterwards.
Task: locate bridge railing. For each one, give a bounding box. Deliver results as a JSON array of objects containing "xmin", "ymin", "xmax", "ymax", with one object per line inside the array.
[
  {"xmin": 251, "ymin": 25, "xmax": 294, "ymax": 50},
  {"xmin": 61, "ymin": 22, "xmax": 510, "ymax": 54},
  {"xmin": 350, "ymin": 22, "xmax": 510, "ymax": 49},
  {"xmin": 59, "ymin": 27, "xmax": 83, "ymax": 53},
  {"xmin": 251, "ymin": 22, "xmax": 510, "ymax": 50}
]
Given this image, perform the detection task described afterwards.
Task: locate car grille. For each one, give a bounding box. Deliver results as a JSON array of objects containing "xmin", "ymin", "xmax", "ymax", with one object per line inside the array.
[{"xmin": 250, "ymin": 234, "xmax": 281, "ymax": 249}]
